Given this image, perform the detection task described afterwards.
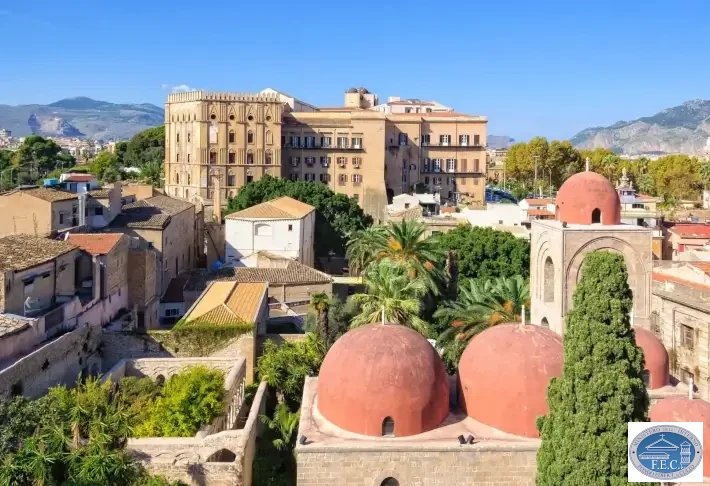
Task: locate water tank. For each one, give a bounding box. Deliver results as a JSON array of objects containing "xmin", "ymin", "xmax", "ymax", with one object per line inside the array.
[{"xmin": 43, "ymin": 178, "xmax": 59, "ymax": 187}]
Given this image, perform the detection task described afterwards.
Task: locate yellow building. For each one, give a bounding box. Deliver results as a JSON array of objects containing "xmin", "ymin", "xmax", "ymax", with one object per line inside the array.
[{"xmin": 164, "ymin": 88, "xmax": 487, "ymax": 218}]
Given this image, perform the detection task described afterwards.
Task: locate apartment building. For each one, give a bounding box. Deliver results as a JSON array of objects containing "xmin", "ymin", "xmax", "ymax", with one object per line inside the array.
[{"xmin": 164, "ymin": 88, "xmax": 487, "ymax": 217}]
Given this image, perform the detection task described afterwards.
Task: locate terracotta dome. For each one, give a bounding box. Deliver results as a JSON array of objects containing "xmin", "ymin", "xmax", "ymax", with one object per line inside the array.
[
  {"xmin": 556, "ymin": 171, "xmax": 621, "ymax": 225},
  {"xmin": 317, "ymin": 324, "xmax": 450, "ymax": 437},
  {"xmin": 458, "ymin": 324, "xmax": 563, "ymax": 438},
  {"xmin": 650, "ymin": 397, "xmax": 710, "ymax": 476},
  {"xmin": 634, "ymin": 326, "xmax": 670, "ymax": 389}
]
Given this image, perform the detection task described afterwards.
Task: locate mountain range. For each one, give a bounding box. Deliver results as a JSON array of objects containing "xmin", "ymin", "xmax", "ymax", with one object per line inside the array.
[
  {"xmin": 571, "ymin": 99, "xmax": 710, "ymax": 155},
  {"xmin": 486, "ymin": 135, "xmax": 515, "ymax": 150},
  {"xmin": 0, "ymin": 97, "xmax": 164, "ymax": 140}
]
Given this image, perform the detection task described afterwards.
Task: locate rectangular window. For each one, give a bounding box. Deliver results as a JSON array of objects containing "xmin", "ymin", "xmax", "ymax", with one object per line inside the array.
[
  {"xmin": 338, "ymin": 174, "xmax": 347, "ymax": 185},
  {"xmin": 459, "ymin": 135, "xmax": 469, "ymax": 146},
  {"xmin": 399, "ymin": 133, "xmax": 408, "ymax": 146},
  {"xmin": 290, "ymin": 173, "xmax": 299, "ymax": 181},
  {"xmin": 423, "ymin": 158, "xmax": 430, "ymax": 172},
  {"xmin": 209, "ymin": 151, "xmax": 217, "ymax": 164},
  {"xmin": 281, "ymin": 135, "xmax": 286, "ymax": 147},
  {"xmin": 352, "ymin": 157, "xmax": 361, "ymax": 168},
  {"xmin": 288, "ymin": 224, "xmax": 293, "ymax": 231},
  {"xmin": 421, "ymin": 134, "xmax": 430, "ymax": 146},
  {"xmin": 319, "ymin": 173, "xmax": 330, "ymax": 183},
  {"xmin": 440, "ymin": 135, "xmax": 450, "ymax": 146},
  {"xmin": 228, "ymin": 152, "xmax": 236, "ymax": 164},
  {"xmin": 434, "ymin": 177, "xmax": 442, "ymax": 185},
  {"xmin": 321, "ymin": 136, "xmax": 332, "ymax": 148},
  {"xmin": 474, "ymin": 134, "xmax": 480, "ymax": 146},
  {"xmin": 447, "ymin": 159, "xmax": 457, "ymax": 172},
  {"xmin": 228, "ymin": 175, "xmax": 235, "ymax": 186},
  {"xmin": 320, "ymin": 156, "xmax": 331, "ymax": 167},
  {"xmin": 424, "ymin": 176, "xmax": 430, "ymax": 184},
  {"xmin": 474, "ymin": 159, "xmax": 480, "ymax": 172},
  {"xmin": 229, "ymin": 132, "xmax": 235, "ymax": 143},
  {"xmin": 352, "ymin": 174, "xmax": 362, "ymax": 185},
  {"xmin": 461, "ymin": 159, "xmax": 468, "ymax": 172},
  {"xmin": 246, "ymin": 175, "xmax": 253, "ymax": 183},
  {"xmin": 291, "ymin": 156, "xmax": 300, "ymax": 167},
  {"xmin": 337, "ymin": 157, "xmax": 347, "ymax": 166},
  {"xmin": 176, "ymin": 154, "xmax": 180, "ymax": 162},
  {"xmin": 247, "ymin": 153, "xmax": 253, "ymax": 165},
  {"xmin": 682, "ymin": 368, "xmax": 695, "ymax": 385},
  {"xmin": 59, "ymin": 213, "xmax": 64, "ymax": 224},
  {"xmin": 187, "ymin": 154, "xmax": 190, "ymax": 163},
  {"xmin": 460, "ymin": 177, "xmax": 467, "ymax": 186},
  {"xmin": 337, "ymin": 136, "xmax": 348, "ymax": 148},
  {"xmin": 474, "ymin": 176, "xmax": 480, "ymax": 186},
  {"xmin": 433, "ymin": 159, "xmax": 442, "ymax": 172},
  {"xmin": 305, "ymin": 136, "xmax": 315, "ymax": 148},
  {"xmin": 94, "ymin": 207, "xmax": 104, "ymax": 216},
  {"xmin": 682, "ymin": 324, "xmax": 695, "ymax": 349},
  {"xmin": 305, "ymin": 173, "xmax": 315, "ymax": 181},
  {"xmin": 351, "ymin": 137, "xmax": 362, "ymax": 149}
]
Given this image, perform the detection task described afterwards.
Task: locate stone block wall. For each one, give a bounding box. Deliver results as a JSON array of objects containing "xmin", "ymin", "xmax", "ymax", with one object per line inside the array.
[{"xmin": 296, "ymin": 448, "xmax": 538, "ymax": 486}]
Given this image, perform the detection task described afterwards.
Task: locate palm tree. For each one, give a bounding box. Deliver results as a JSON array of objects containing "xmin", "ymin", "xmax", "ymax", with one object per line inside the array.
[
  {"xmin": 260, "ymin": 404, "xmax": 300, "ymax": 453},
  {"xmin": 349, "ymin": 259, "xmax": 430, "ymax": 335},
  {"xmin": 435, "ymin": 276, "xmax": 530, "ymax": 364},
  {"xmin": 346, "ymin": 220, "xmax": 444, "ymax": 292},
  {"xmin": 636, "ymin": 173, "xmax": 655, "ymax": 195},
  {"xmin": 140, "ymin": 160, "xmax": 164, "ymax": 188},
  {"xmin": 309, "ymin": 293, "xmax": 330, "ymax": 348},
  {"xmin": 700, "ymin": 162, "xmax": 710, "ymax": 190}
]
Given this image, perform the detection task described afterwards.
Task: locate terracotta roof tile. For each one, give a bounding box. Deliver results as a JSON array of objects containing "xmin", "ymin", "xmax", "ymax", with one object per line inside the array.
[
  {"xmin": 0, "ymin": 235, "xmax": 77, "ymax": 271},
  {"xmin": 225, "ymin": 196, "xmax": 315, "ymax": 220},
  {"xmin": 528, "ymin": 209, "xmax": 555, "ymax": 216},
  {"xmin": 669, "ymin": 224, "xmax": 710, "ymax": 238},
  {"xmin": 690, "ymin": 262, "xmax": 710, "ymax": 276},
  {"xmin": 161, "ymin": 273, "xmax": 189, "ymax": 304},
  {"xmin": 524, "ymin": 198, "xmax": 555, "ymax": 206},
  {"xmin": 182, "ymin": 282, "xmax": 267, "ymax": 326},
  {"xmin": 65, "ymin": 233, "xmax": 124, "ymax": 255},
  {"xmin": 0, "ymin": 314, "xmax": 33, "ymax": 338},
  {"xmin": 111, "ymin": 195, "xmax": 192, "ymax": 230},
  {"xmin": 652, "ymin": 272, "xmax": 710, "ymax": 292},
  {"xmin": 63, "ymin": 174, "xmax": 96, "ymax": 182},
  {"xmin": 17, "ymin": 187, "xmax": 78, "ymax": 202},
  {"xmin": 87, "ymin": 189, "xmax": 112, "ymax": 198}
]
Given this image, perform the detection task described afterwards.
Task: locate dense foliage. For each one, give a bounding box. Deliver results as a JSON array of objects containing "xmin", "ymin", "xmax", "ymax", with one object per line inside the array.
[
  {"xmin": 0, "ymin": 378, "xmax": 180, "ymax": 485},
  {"xmin": 536, "ymin": 252, "xmax": 652, "ymax": 485},
  {"xmin": 438, "ymin": 225, "xmax": 530, "ymax": 280},
  {"xmin": 226, "ymin": 175, "xmax": 372, "ymax": 256},
  {"xmin": 304, "ymin": 297, "xmax": 356, "ymax": 349},
  {"xmin": 151, "ymin": 319, "xmax": 254, "ymax": 356},
  {"xmin": 124, "ymin": 126, "xmax": 165, "ymax": 168}
]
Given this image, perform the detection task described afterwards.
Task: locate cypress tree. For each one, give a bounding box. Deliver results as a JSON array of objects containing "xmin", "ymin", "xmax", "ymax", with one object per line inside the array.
[{"xmin": 536, "ymin": 252, "xmax": 656, "ymax": 486}]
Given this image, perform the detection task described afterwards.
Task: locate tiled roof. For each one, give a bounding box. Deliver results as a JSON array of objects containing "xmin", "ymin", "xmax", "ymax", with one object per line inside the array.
[
  {"xmin": 0, "ymin": 235, "xmax": 77, "ymax": 271},
  {"xmin": 528, "ymin": 209, "xmax": 555, "ymax": 217},
  {"xmin": 162, "ymin": 273, "xmax": 189, "ymax": 304},
  {"xmin": 0, "ymin": 314, "xmax": 33, "ymax": 339},
  {"xmin": 16, "ymin": 187, "xmax": 78, "ymax": 202},
  {"xmin": 143, "ymin": 195, "xmax": 194, "ymax": 216},
  {"xmin": 65, "ymin": 233, "xmax": 124, "ymax": 255},
  {"xmin": 111, "ymin": 196, "xmax": 192, "ymax": 230},
  {"xmin": 690, "ymin": 262, "xmax": 710, "ymax": 277},
  {"xmin": 225, "ymin": 196, "xmax": 315, "ymax": 220},
  {"xmin": 652, "ymin": 271, "xmax": 710, "ymax": 292},
  {"xmin": 669, "ymin": 224, "xmax": 710, "ymax": 238},
  {"xmin": 184, "ymin": 258, "xmax": 332, "ymax": 292},
  {"xmin": 87, "ymin": 189, "xmax": 112, "ymax": 198},
  {"xmin": 524, "ymin": 198, "xmax": 555, "ymax": 206},
  {"xmin": 63, "ymin": 174, "xmax": 96, "ymax": 182},
  {"xmin": 183, "ymin": 282, "xmax": 267, "ymax": 326}
]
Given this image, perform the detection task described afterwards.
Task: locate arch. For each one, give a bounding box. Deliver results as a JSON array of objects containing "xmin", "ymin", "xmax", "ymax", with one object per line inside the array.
[
  {"xmin": 205, "ymin": 448, "xmax": 236, "ymax": 462},
  {"xmin": 187, "ymin": 174, "xmax": 191, "ymax": 185},
  {"xmin": 247, "ymin": 131, "xmax": 254, "ymax": 144},
  {"xmin": 543, "ymin": 257, "xmax": 554, "ymax": 303},
  {"xmin": 176, "ymin": 132, "xmax": 180, "ymax": 143},
  {"xmin": 228, "ymin": 150, "xmax": 236, "ymax": 164},
  {"xmin": 541, "ymin": 317, "xmax": 549, "ymax": 329},
  {"xmin": 266, "ymin": 130, "xmax": 273, "ymax": 145},
  {"xmin": 228, "ymin": 130, "xmax": 235, "ymax": 144},
  {"xmin": 246, "ymin": 151, "xmax": 254, "ymax": 165},
  {"xmin": 380, "ymin": 479, "xmax": 399, "ymax": 486},
  {"xmin": 175, "ymin": 173, "xmax": 180, "ymax": 185},
  {"xmin": 265, "ymin": 149, "xmax": 272, "ymax": 165},
  {"xmin": 386, "ymin": 187, "xmax": 395, "ymax": 203},
  {"xmin": 642, "ymin": 370, "xmax": 650, "ymax": 387},
  {"xmin": 209, "ymin": 150, "xmax": 217, "ymax": 164},
  {"xmin": 382, "ymin": 416, "xmax": 395, "ymax": 437},
  {"xmin": 254, "ymin": 223, "xmax": 272, "ymax": 236},
  {"xmin": 155, "ymin": 374, "xmax": 165, "ymax": 386},
  {"xmin": 591, "ymin": 208, "xmax": 601, "ymax": 224}
]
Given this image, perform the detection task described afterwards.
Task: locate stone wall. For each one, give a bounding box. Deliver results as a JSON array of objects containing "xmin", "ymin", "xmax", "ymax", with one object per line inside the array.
[
  {"xmin": 100, "ymin": 331, "xmax": 173, "ymax": 371},
  {"xmin": 0, "ymin": 325, "xmax": 101, "ymax": 398},
  {"xmin": 296, "ymin": 448, "xmax": 538, "ymax": 486}
]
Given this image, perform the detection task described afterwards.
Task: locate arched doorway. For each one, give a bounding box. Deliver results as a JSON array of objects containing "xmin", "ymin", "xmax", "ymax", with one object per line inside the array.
[
  {"xmin": 381, "ymin": 478, "xmax": 399, "ymax": 486},
  {"xmin": 381, "ymin": 417, "xmax": 395, "ymax": 437},
  {"xmin": 386, "ymin": 187, "xmax": 395, "ymax": 204},
  {"xmin": 541, "ymin": 318, "xmax": 549, "ymax": 329},
  {"xmin": 543, "ymin": 257, "xmax": 554, "ymax": 302},
  {"xmin": 591, "ymin": 208, "xmax": 601, "ymax": 224}
]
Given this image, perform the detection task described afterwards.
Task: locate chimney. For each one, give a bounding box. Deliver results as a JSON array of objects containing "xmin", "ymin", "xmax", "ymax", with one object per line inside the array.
[
  {"xmin": 585, "ymin": 157, "xmax": 590, "ymax": 172},
  {"xmin": 213, "ymin": 176, "xmax": 222, "ymax": 223}
]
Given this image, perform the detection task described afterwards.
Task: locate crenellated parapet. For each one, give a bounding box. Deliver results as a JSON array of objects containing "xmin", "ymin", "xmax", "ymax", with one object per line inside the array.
[{"xmin": 167, "ymin": 90, "xmax": 279, "ymax": 104}]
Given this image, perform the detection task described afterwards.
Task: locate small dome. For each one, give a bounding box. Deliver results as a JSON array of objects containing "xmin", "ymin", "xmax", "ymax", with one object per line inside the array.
[
  {"xmin": 556, "ymin": 171, "xmax": 621, "ymax": 225},
  {"xmin": 650, "ymin": 397, "xmax": 710, "ymax": 476},
  {"xmin": 317, "ymin": 324, "xmax": 449, "ymax": 437},
  {"xmin": 458, "ymin": 324, "xmax": 563, "ymax": 438},
  {"xmin": 346, "ymin": 87, "xmax": 358, "ymax": 93},
  {"xmin": 357, "ymin": 87, "xmax": 369, "ymax": 94},
  {"xmin": 634, "ymin": 326, "xmax": 669, "ymax": 389}
]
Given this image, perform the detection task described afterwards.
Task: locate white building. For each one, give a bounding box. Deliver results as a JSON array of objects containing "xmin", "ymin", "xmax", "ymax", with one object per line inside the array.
[
  {"xmin": 225, "ymin": 196, "xmax": 316, "ymax": 267},
  {"xmin": 519, "ymin": 198, "xmax": 556, "ymax": 224},
  {"xmin": 372, "ymin": 96, "xmax": 453, "ymax": 115}
]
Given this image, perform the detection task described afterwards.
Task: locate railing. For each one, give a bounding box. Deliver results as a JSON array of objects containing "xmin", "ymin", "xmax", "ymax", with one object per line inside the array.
[
  {"xmin": 422, "ymin": 143, "xmax": 484, "ymax": 148},
  {"xmin": 283, "ymin": 144, "xmax": 363, "ymax": 151}
]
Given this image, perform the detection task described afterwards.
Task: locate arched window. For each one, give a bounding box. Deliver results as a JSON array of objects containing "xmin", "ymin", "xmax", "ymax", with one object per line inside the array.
[
  {"xmin": 209, "ymin": 150, "xmax": 217, "ymax": 164},
  {"xmin": 543, "ymin": 257, "xmax": 554, "ymax": 303},
  {"xmin": 176, "ymin": 153, "xmax": 180, "ymax": 163},
  {"xmin": 155, "ymin": 375, "xmax": 165, "ymax": 386},
  {"xmin": 229, "ymin": 130, "xmax": 235, "ymax": 144},
  {"xmin": 206, "ymin": 448, "xmax": 236, "ymax": 462},
  {"xmin": 592, "ymin": 208, "xmax": 601, "ymax": 224},
  {"xmin": 381, "ymin": 417, "xmax": 395, "ymax": 437},
  {"xmin": 246, "ymin": 151, "xmax": 254, "ymax": 165},
  {"xmin": 247, "ymin": 131, "xmax": 254, "ymax": 144},
  {"xmin": 187, "ymin": 174, "xmax": 191, "ymax": 185},
  {"xmin": 187, "ymin": 133, "xmax": 191, "ymax": 143},
  {"xmin": 541, "ymin": 317, "xmax": 549, "ymax": 329},
  {"xmin": 642, "ymin": 370, "xmax": 650, "ymax": 387},
  {"xmin": 265, "ymin": 150, "xmax": 272, "ymax": 165},
  {"xmin": 381, "ymin": 478, "xmax": 399, "ymax": 486},
  {"xmin": 176, "ymin": 133, "xmax": 180, "ymax": 143},
  {"xmin": 175, "ymin": 173, "xmax": 180, "ymax": 184},
  {"xmin": 254, "ymin": 223, "xmax": 272, "ymax": 236},
  {"xmin": 228, "ymin": 151, "xmax": 236, "ymax": 164},
  {"xmin": 266, "ymin": 130, "xmax": 273, "ymax": 145}
]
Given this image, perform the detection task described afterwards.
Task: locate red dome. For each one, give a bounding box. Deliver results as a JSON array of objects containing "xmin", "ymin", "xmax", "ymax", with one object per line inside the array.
[
  {"xmin": 556, "ymin": 171, "xmax": 621, "ymax": 225},
  {"xmin": 650, "ymin": 397, "xmax": 710, "ymax": 476},
  {"xmin": 317, "ymin": 324, "xmax": 449, "ymax": 437},
  {"xmin": 458, "ymin": 324, "xmax": 563, "ymax": 438},
  {"xmin": 634, "ymin": 326, "xmax": 670, "ymax": 389}
]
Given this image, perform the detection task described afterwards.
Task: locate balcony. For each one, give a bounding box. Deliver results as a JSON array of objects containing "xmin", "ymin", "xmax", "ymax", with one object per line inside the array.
[
  {"xmin": 422, "ymin": 143, "xmax": 484, "ymax": 149},
  {"xmin": 283, "ymin": 143, "xmax": 363, "ymax": 152}
]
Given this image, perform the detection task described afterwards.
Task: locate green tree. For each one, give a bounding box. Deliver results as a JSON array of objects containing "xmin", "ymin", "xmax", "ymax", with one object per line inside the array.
[
  {"xmin": 260, "ymin": 404, "xmax": 300, "ymax": 453},
  {"xmin": 227, "ymin": 175, "xmax": 372, "ymax": 257},
  {"xmin": 124, "ymin": 126, "xmax": 165, "ymax": 167},
  {"xmin": 12, "ymin": 135, "xmax": 74, "ymax": 175},
  {"xmin": 140, "ymin": 160, "xmax": 164, "ymax": 187},
  {"xmin": 304, "ymin": 296, "xmax": 357, "ymax": 347},
  {"xmin": 699, "ymin": 162, "xmax": 710, "ymax": 190},
  {"xmin": 114, "ymin": 141, "xmax": 129, "ymax": 165},
  {"xmin": 88, "ymin": 150, "xmax": 121, "ymax": 181},
  {"xmin": 309, "ymin": 293, "xmax": 331, "ymax": 348},
  {"xmin": 648, "ymin": 154, "xmax": 701, "ymax": 199},
  {"xmin": 349, "ymin": 259, "xmax": 430, "ymax": 335},
  {"xmin": 434, "ymin": 276, "xmax": 529, "ymax": 369},
  {"xmin": 536, "ymin": 252, "xmax": 652, "ymax": 485},
  {"xmin": 439, "ymin": 225, "xmax": 530, "ymax": 280},
  {"xmin": 547, "ymin": 140, "xmax": 583, "ymax": 186},
  {"xmin": 0, "ymin": 149, "xmax": 12, "ymax": 172}
]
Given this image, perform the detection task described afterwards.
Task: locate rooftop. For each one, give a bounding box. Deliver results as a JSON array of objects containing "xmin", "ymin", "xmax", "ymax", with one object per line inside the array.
[
  {"xmin": 63, "ymin": 174, "xmax": 96, "ymax": 183},
  {"xmin": 5, "ymin": 187, "xmax": 78, "ymax": 203},
  {"xmin": 87, "ymin": 188, "xmax": 112, "ymax": 199},
  {"xmin": 0, "ymin": 235, "xmax": 77, "ymax": 271},
  {"xmin": 112, "ymin": 196, "xmax": 193, "ymax": 230},
  {"xmin": 162, "ymin": 273, "xmax": 189, "ymax": 304},
  {"xmin": 184, "ymin": 257, "xmax": 332, "ymax": 292},
  {"xmin": 65, "ymin": 233, "xmax": 124, "ymax": 256},
  {"xmin": 0, "ymin": 314, "xmax": 33, "ymax": 339},
  {"xmin": 668, "ymin": 224, "xmax": 710, "ymax": 238},
  {"xmin": 182, "ymin": 281, "xmax": 267, "ymax": 326},
  {"xmin": 225, "ymin": 196, "xmax": 315, "ymax": 220},
  {"xmin": 523, "ymin": 198, "xmax": 555, "ymax": 206}
]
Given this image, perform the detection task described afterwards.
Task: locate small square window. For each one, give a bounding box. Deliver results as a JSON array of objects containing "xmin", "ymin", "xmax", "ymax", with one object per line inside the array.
[{"xmin": 94, "ymin": 207, "xmax": 104, "ymax": 216}]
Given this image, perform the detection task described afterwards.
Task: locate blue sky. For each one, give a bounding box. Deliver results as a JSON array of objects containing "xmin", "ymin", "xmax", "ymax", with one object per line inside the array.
[{"xmin": 1, "ymin": 0, "xmax": 709, "ymax": 140}]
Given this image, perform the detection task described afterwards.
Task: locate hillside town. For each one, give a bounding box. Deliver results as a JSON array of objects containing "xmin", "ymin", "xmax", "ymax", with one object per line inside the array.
[{"xmin": 1, "ymin": 86, "xmax": 710, "ymax": 486}]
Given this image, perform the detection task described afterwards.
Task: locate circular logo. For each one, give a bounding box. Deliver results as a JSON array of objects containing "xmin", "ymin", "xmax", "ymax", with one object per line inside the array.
[{"xmin": 629, "ymin": 425, "xmax": 703, "ymax": 480}]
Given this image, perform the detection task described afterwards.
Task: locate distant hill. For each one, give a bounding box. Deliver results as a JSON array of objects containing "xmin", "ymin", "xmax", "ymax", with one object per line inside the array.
[
  {"xmin": 571, "ymin": 99, "xmax": 710, "ymax": 155},
  {"xmin": 487, "ymin": 135, "xmax": 515, "ymax": 149},
  {"xmin": 0, "ymin": 97, "xmax": 164, "ymax": 140}
]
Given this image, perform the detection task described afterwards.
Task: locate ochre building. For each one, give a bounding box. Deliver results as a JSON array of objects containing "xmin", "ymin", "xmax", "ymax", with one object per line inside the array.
[{"xmin": 164, "ymin": 88, "xmax": 487, "ymax": 218}]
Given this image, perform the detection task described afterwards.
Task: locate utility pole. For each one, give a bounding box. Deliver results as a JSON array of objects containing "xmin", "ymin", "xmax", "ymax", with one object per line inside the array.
[{"xmin": 533, "ymin": 154, "xmax": 540, "ymax": 197}]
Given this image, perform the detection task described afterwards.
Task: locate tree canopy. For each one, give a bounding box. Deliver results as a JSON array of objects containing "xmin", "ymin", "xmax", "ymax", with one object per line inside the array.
[
  {"xmin": 438, "ymin": 225, "xmax": 530, "ymax": 281},
  {"xmin": 536, "ymin": 252, "xmax": 652, "ymax": 485},
  {"xmin": 124, "ymin": 126, "xmax": 165, "ymax": 168},
  {"xmin": 11, "ymin": 135, "xmax": 76, "ymax": 180},
  {"xmin": 226, "ymin": 175, "xmax": 372, "ymax": 257}
]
